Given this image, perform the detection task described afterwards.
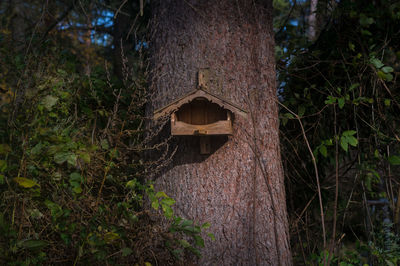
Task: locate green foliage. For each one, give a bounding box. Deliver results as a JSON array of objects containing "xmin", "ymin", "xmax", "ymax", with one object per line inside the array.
[
  {"xmin": 0, "ymin": 4, "xmax": 210, "ymax": 264},
  {"xmin": 276, "ymin": 0, "xmax": 400, "ymax": 264}
]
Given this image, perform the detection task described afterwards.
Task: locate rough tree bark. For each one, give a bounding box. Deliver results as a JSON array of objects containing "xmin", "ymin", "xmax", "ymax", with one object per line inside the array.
[{"xmin": 150, "ymin": 1, "xmax": 291, "ymax": 265}]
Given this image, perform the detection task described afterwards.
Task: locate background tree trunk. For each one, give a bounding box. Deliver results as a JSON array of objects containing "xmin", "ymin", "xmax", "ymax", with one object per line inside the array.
[
  {"xmin": 150, "ymin": 1, "xmax": 291, "ymax": 264},
  {"xmin": 307, "ymin": 0, "xmax": 318, "ymax": 41}
]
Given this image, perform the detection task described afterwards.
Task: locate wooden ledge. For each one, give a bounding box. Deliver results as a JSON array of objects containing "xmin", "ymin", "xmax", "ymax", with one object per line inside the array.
[{"xmin": 171, "ymin": 120, "xmax": 233, "ymax": 136}]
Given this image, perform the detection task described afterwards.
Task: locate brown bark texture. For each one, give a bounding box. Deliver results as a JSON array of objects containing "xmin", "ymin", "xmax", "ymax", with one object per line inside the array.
[{"xmin": 150, "ymin": 0, "xmax": 291, "ymax": 265}]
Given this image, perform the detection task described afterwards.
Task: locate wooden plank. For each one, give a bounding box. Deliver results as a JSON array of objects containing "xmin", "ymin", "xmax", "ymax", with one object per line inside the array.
[
  {"xmin": 199, "ymin": 136, "xmax": 211, "ymax": 154},
  {"xmin": 171, "ymin": 120, "xmax": 233, "ymax": 135},
  {"xmin": 198, "ymin": 68, "xmax": 210, "ymax": 90}
]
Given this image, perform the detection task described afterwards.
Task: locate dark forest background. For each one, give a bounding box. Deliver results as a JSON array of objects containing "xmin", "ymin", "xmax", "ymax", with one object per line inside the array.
[{"xmin": 0, "ymin": 0, "xmax": 400, "ymax": 264}]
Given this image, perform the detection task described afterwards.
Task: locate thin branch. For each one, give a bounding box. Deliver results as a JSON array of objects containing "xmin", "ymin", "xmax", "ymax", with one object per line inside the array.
[{"xmin": 278, "ymin": 100, "xmax": 327, "ymax": 249}]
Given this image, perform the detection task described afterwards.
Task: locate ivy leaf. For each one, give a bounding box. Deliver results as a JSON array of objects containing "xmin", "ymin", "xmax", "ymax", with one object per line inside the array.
[
  {"xmin": 14, "ymin": 177, "xmax": 39, "ymax": 188},
  {"xmin": 384, "ymin": 99, "xmax": 391, "ymax": 106}
]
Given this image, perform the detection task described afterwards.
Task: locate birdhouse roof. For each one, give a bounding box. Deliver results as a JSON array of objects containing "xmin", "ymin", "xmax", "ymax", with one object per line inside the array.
[{"xmin": 153, "ymin": 88, "xmax": 248, "ymax": 120}]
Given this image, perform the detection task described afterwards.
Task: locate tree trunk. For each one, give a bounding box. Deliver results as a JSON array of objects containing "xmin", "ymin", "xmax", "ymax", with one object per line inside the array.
[
  {"xmin": 150, "ymin": 1, "xmax": 291, "ymax": 265},
  {"xmin": 307, "ymin": 0, "xmax": 318, "ymax": 41}
]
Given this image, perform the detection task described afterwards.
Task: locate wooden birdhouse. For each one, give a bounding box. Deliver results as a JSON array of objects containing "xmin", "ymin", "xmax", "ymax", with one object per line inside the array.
[{"xmin": 153, "ymin": 70, "xmax": 247, "ymax": 154}]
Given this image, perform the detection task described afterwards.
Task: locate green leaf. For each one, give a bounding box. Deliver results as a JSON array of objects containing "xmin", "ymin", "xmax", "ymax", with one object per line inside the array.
[
  {"xmin": 151, "ymin": 200, "xmax": 159, "ymax": 210},
  {"xmin": 207, "ymin": 233, "xmax": 215, "ymax": 241},
  {"xmin": 178, "ymin": 239, "xmax": 191, "ymax": 248},
  {"xmin": 377, "ymin": 70, "xmax": 386, "ymax": 79},
  {"xmin": 70, "ymin": 172, "xmax": 82, "ymax": 182},
  {"xmin": 385, "ymin": 73, "xmax": 393, "ymax": 81},
  {"xmin": 348, "ymin": 42, "xmax": 355, "ymax": 51},
  {"xmin": 349, "ymin": 83, "xmax": 360, "ymax": 91},
  {"xmin": 67, "ymin": 153, "xmax": 77, "ymax": 166},
  {"xmin": 14, "ymin": 177, "xmax": 39, "ymax": 188},
  {"xmin": 161, "ymin": 197, "xmax": 176, "ymax": 206},
  {"xmin": 71, "ymin": 182, "xmax": 82, "ymax": 194},
  {"xmin": 359, "ymin": 14, "xmax": 374, "ymax": 27},
  {"xmin": 201, "ymin": 222, "xmax": 211, "ymax": 229},
  {"xmin": 54, "ymin": 152, "xmax": 77, "ymax": 166},
  {"xmin": 342, "ymin": 130, "xmax": 357, "ymax": 137},
  {"xmin": 54, "ymin": 152, "xmax": 68, "ymax": 164},
  {"xmin": 381, "ymin": 66, "xmax": 394, "ymax": 73},
  {"xmin": 388, "ymin": 155, "xmax": 400, "ymax": 165},
  {"xmin": 155, "ymin": 191, "xmax": 168, "ymax": 198},
  {"xmin": 121, "ymin": 247, "xmax": 132, "ymax": 256},
  {"xmin": 284, "ymin": 113, "xmax": 294, "ymax": 119},
  {"xmin": 194, "ymin": 235, "xmax": 205, "ymax": 247},
  {"xmin": 361, "ymin": 29, "xmax": 372, "ymax": 36},
  {"xmin": 0, "ymin": 160, "xmax": 7, "ymax": 172},
  {"xmin": 319, "ymin": 145, "xmax": 328, "ymax": 157},
  {"xmin": 41, "ymin": 95, "xmax": 58, "ymax": 110},
  {"xmin": 340, "ymin": 137, "xmax": 348, "ymax": 152},
  {"xmin": 181, "ymin": 220, "xmax": 194, "ymax": 227},
  {"xmin": 0, "ymin": 174, "xmax": 5, "ymax": 185},
  {"xmin": 79, "ymin": 152, "xmax": 90, "ymax": 163},
  {"xmin": 18, "ymin": 239, "xmax": 48, "ymax": 249},
  {"xmin": 384, "ymin": 99, "xmax": 391, "ymax": 106},
  {"xmin": 325, "ymin": 95, "xmax": 336, "ymax": 105},
  {"xmin": 126, "ymin": 180, "xmax": 138, "ymax": 188},
  {"xmin": 31, "ymin": 142, "xmax": 43, "ymax": 155},
  {"xmin": 370, "ymin": 57, "xmax": 384, "ymax": 69},
  {"xmin": 338, "ymin": 97, "xmax": 345, "ymax": 109},
  {"xmin": 103, "ymin": 232, "xmax": 120, "ymax": 243},
  {"xmin": 162, "ymin": 205, "xmax": 174, "ymax": 219},
  {"xmin": 347, "ymin": 136, "xmax": 358, "ymax": 147}
]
